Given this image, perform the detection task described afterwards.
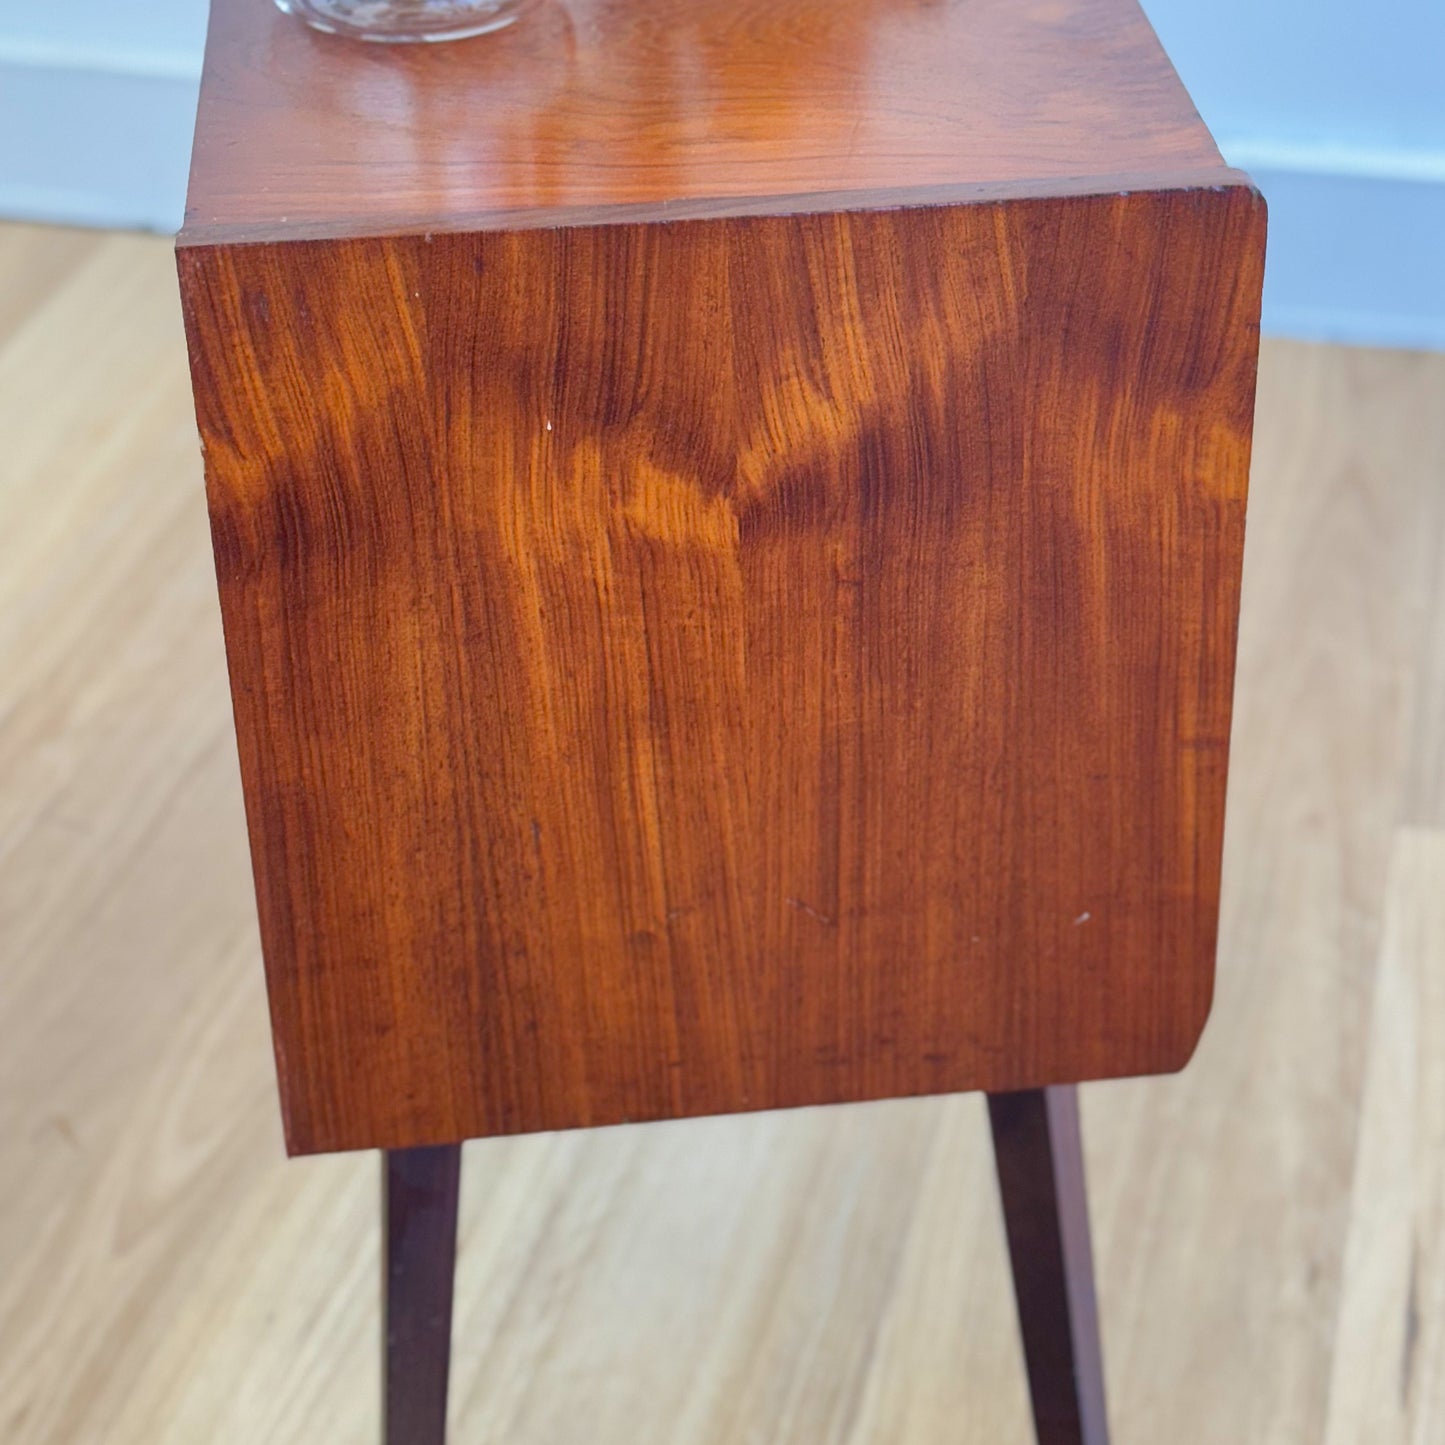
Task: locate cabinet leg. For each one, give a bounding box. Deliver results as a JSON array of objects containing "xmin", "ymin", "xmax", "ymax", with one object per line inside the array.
[
  {"xmin": 987, "ymin": 1087, "xmax": 1109, "ymax": 1445},
  {"xmin": 384, "ymin": 1144, "xmax": 461, "ymax": 1445}
]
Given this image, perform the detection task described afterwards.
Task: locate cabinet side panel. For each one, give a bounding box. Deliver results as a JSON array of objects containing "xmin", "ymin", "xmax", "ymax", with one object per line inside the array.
[{"xmin": 178, "ymin": 186, "xmax": 1265, "ymax": 1154}]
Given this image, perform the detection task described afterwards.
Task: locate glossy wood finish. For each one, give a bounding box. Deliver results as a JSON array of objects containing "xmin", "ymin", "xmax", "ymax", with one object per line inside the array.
[
  {"xmin": 384, "ymin": 1146, "xmax": 461, "ymax": 1445},
  {"xmin": 179, "ymin": 176, "xmax": 1263, "ymax": 1155},
  {"xmin": 179, "ymin": 0, "xmax": 1265, "ymax": 1155},
  {"xmin": 183, "ymin": 0, "xmax": 1230, "ymax": 243},
  {"xmin": 990, "ymin": 1088, "xmax": 1108, "ymax": 1445}
]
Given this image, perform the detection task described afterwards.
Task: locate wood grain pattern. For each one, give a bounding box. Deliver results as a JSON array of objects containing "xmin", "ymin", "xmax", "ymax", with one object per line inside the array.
[
  {"xmin": 179, "ymin": 183, "xmax": 1264, "ymax": 1155},
  {"xmin": 7, "ymin": 228, "xmax": 1445, "ymax": 1442},
  {"xmin": 1322, "ymin": 831, "xmax": 1445, "ymax": 1444},
  {"xmin": 183, "ymin": 0, "xmax": 1229, "ymax": 242}
]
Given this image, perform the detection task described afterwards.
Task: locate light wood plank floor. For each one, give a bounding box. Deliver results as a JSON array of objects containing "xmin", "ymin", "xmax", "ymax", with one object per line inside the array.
[{"xmin": 2, "ymin": 223, "xmax": 1443, "ymax": 1444}]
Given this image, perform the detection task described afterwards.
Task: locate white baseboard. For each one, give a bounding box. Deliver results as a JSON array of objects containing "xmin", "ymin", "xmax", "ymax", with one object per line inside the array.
[{"xmin": 1, "ymin": 55, "xmax": 1442, "ymax": 352}]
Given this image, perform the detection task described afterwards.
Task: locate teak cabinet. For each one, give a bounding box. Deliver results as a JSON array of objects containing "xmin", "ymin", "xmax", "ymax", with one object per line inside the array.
[{"xmin": 178, "ymin": 0, "xmax": 1265, "ymax": 1439}]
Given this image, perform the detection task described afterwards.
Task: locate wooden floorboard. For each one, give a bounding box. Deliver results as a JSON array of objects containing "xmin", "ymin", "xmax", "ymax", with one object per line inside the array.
[
  {"xmin": 1323, "ymin": 829, "xmax": 1445, "ymax": 1445},
  {"xmin": 1, "ymin": 225, "xmax": 1443, "ymax": 1443}
]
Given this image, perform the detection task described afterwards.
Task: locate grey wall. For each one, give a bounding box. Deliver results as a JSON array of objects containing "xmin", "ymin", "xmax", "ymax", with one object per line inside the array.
[
  {"xmin": 1144, "ymin": 0, "xmax": 1445, "ymax": 349},
  {"xmin": 0, "ymin": 0, "xmax": 204, "ymax": 231}
]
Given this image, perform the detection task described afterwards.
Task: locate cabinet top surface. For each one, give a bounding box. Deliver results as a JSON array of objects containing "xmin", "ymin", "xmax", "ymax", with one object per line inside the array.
[{"xmin": 182, "ymin": 0, "xmax": 1226, "ymax": 244}]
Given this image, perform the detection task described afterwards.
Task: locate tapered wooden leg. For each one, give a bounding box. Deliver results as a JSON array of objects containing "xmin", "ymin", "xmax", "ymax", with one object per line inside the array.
[
  {"xmin": 988, "ymin": 1087, "xmax": 1109, "ymax": 1445},
  {"xmin": 384, "ymin": 1145, "xmax": 462, "ymax": 1445}
]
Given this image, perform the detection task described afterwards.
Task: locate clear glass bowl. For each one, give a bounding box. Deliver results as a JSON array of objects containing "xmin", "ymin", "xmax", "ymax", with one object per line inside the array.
[{"xmin": 275, "ymin": 0, "xmax": 532, "ymax": 42}]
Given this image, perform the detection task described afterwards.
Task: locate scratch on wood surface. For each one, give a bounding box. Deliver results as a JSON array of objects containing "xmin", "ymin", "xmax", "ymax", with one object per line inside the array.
[{"xmin": 787, "ymin": 897, "xmax": 835, "ymax": 927}]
